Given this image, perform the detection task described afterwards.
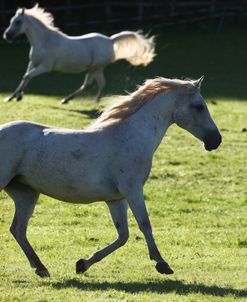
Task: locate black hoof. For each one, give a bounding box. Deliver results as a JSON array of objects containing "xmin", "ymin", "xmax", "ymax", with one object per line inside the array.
[
  {"xmin": 35, "ymin": 267, "xmax": 50, "ymax": 278},
  {"xmin": 16, "ymin": 94, "xmax": 23, "ymax": 101},
  {"xmin": 155, "ymin": 261, "xmax": 174, "ymax": 275},
  {"xmin": 76, "ymin": 258, "xmax": 88, "ymax": 274}
]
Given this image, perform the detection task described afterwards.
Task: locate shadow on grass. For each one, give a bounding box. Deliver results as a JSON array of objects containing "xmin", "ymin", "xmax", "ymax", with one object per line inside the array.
[
  {"xmin": 51, "ymin": 279, "xmax": 247, "ymax": 297},
  {"xmin": 48, "ymin": 105, "xmax": 101, "ymax": 119}
]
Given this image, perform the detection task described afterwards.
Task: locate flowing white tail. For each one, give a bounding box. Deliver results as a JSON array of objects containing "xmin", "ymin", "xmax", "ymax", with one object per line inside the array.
[{"xmin": 111, "ymin": 31, "xmax": 156, "ymax": 66}]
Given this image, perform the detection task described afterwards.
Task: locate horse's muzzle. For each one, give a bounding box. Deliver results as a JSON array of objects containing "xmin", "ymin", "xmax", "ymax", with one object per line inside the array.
[
  {"xmin": 3, "ymin": 31, "xmax": 14, "ymax": 42},
  {"xmin": 203, "ymin": 129, "xmax": 222, "ymax": 151}
]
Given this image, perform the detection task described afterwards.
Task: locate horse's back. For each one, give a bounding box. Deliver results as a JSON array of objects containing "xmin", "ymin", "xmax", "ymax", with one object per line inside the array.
[
  {"xmin": 52, "ymin": 32, "xmax": 114, "ymax": 72},
  {"xmin": 68, "ymin": 32, "xmax": 109, "ymax": 41}
]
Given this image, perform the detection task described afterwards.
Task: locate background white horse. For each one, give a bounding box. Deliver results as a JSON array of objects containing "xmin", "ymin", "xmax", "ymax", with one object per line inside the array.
[
  {"xmin": 3, "ymin": 4, "xmax": 155, "ymax": 104},
  {"xmin": 0, "ymin": 77, "xmax": 221, "ymax": 278}
]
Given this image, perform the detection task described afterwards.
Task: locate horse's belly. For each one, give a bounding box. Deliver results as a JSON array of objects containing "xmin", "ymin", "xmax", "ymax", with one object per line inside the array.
[
  {"xmin": 53, "ymin": 58, "xmax": 89, "ymax": 73},
  {"xmin": 45, "ymin": 184, "xmax": 123, "ymax": 203},
  {"xmin": 54, "ymin": 190, "xmax": 123, "ymax": 204},
  {"xmin": 18, "ymin": 175, "xmax": 122, "ymax": 203}
]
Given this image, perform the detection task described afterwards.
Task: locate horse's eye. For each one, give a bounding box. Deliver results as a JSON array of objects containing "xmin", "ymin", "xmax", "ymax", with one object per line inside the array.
[{"xmin": 194, "ymin": 104, "xmax": 204, "ymax": 111}]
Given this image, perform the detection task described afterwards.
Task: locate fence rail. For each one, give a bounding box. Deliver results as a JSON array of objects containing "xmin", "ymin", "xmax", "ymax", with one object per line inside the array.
[{"xmin": 1, "ymin": 0, "xmax": 246, "ymax": 35}]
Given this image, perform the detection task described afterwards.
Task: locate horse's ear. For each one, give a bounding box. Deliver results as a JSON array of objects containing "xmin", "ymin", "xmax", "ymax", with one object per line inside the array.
[{"xmin": 195, "ymin": 76, "xmax": 204, "ymax": 88}]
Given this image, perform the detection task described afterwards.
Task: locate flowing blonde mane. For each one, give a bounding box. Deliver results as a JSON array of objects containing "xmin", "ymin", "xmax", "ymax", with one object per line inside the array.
[
  {"xmin": 89, "ymin": 77, "xmax": 194, "ymax": 130},
  {"xmin": 22, "ymin": 4, "xmax": 58, "ymax": 30}
]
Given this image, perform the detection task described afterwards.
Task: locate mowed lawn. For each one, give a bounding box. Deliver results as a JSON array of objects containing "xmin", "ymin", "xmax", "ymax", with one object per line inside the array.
[{"xmin": 0, "ymin": 28, "xmax": 247, "ymax": 301}]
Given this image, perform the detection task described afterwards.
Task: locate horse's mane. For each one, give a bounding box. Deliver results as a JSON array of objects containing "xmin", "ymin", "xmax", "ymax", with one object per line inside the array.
[
  {"xmin": 22, "ymin": 4, "xmax": 58, "ymax": 31},
  {"xmin": 88, "ymin": 77, "xmax": 194, "ymax": 130}
]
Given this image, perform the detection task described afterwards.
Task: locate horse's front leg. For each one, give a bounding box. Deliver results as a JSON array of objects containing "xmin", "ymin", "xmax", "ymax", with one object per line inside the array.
[
  {"xmin": 120, "ymin": 183, "xmax": 174, "ymax": 275},
  {"xmin": 76, "ymin": 199, "xmax": 129, "ymax": 273},
  {"xmin": 4, "ymin": 61, "xmax": 33, "ymax": 102},
  {"xmin": 4, "ymin": 63, "xmax": 49, "ymax": 103}
]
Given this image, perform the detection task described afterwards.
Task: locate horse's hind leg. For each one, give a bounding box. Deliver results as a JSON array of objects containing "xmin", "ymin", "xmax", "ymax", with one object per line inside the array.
[
  {"xmin": 4, "ymin": 181, "xmax": 50, "ymax": 278},
  {"xmin": 76, "ymin": 199, "xmax": 129, "ymax": 274},
  {"xmin": 94, "ymin": 69, "xmax": 106, "ymax": 103},
  {"xmin": 60, "ymin": 71, "xmax": 95, "ymax": 104}
]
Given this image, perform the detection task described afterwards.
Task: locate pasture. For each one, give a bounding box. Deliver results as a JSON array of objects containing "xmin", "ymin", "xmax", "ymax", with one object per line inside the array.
[{"xmin": 0, "ymin": 28, "xmax": 247, "ymax": 302}]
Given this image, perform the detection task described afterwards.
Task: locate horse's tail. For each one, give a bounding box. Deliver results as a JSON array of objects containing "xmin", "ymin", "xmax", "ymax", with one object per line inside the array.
[{"xmin": 110, "ymin": 31, "xmax": 156, "ymax": 66}]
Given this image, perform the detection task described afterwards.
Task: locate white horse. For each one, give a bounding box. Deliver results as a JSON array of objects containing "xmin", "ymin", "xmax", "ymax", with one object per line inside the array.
[
  {"xmin": 3, "ymin": 4, "xmax": 155, "ymax": 104},
  {"xmin": 0, "ymin": 77, "xmax": 221, "ymax": 278}
]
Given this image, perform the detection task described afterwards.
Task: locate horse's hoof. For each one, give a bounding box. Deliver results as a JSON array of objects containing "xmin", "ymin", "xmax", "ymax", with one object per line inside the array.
[
  {"xmin": 35, "ymin": 267, "xmax": 50, "ymax": 278},
  {"xmin": 3, "ymin": 96, "xmax": 13, "ymax": 103},
  {"xmin": 76, "ymin": 258, "xmax": 88, "ymax": 274},
  {"xmin": 155, "ymin": 261, "xmax": 174, "ymax": 275},
  {"xmin": 60, "ymin": 99, "xmax": 69, "ymax": 105},
  {"xmin": 16, "ymin": 94, "xmax": 23, "ymax": 101}
]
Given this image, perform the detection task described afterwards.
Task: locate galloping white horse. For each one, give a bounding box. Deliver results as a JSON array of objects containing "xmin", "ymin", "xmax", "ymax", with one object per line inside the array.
[
  {"xmin": 3, "ymin": 4, "xmax": 155, "ymax": 104},
  {"xmin": 0, "ymin": 77, "xmax": 221, "ymax": 278}
]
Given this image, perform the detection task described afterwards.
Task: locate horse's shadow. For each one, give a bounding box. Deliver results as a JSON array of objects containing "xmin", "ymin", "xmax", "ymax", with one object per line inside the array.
[
  {"xmin": 48, "ymin": 105, "xmax": 101, "ymax": 119},
  {"xmin": 51, "ymin": 279, "xmax": 247, "ymax": 297}
]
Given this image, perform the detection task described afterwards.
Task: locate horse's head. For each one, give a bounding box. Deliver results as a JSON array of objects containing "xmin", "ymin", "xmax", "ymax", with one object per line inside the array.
[
  {"xmin": 3, "ymin": 8, "xmax": 27, "ymax": 42},
  {"xmin": 173, "ymin": 77, "xmax": 222, "ymax": 151}
]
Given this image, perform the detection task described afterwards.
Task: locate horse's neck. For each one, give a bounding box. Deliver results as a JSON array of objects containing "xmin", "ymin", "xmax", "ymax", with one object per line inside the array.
[
  {"xmin": 25, "ymin": 17, "xmax": 55, "ymax": 47},
  {"xmin": 127, "ymin": 92, "xmax": 176, "ymax": 152}
]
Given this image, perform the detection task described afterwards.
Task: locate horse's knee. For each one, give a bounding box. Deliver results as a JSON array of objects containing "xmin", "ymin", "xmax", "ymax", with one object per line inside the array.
[
  {"xmin": 9, "ymin": 225, "xmax": 17, "ymax": 239},
  {"xmin": 10, "ymin": 221, "xmax": 23, "ymax": 240},
  {"xmin": 23, "ymin": 74, "xmax": 30, "ymax": 81},
  {"xmin": 118, "ymin": 230, "xmax": 129, "ymax": 246}
]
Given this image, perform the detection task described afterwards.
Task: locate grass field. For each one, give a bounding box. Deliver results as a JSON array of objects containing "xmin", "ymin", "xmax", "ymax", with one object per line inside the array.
[{"xmin": 0, "ymin": 28, "xmax": 247, "ymax": 301}]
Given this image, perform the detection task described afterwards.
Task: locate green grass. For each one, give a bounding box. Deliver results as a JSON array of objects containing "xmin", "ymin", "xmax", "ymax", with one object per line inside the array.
[{"xmin": 0, "ymin": 29, "xmax": 247, "ymax": 301}]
